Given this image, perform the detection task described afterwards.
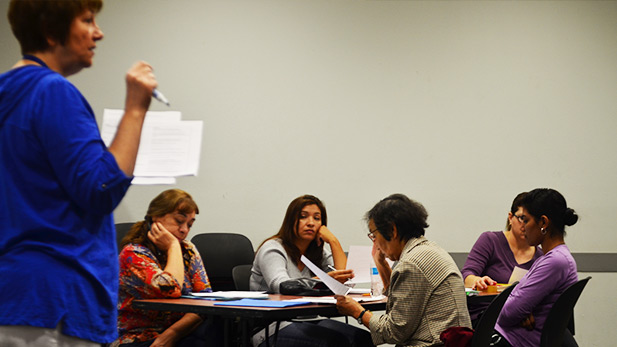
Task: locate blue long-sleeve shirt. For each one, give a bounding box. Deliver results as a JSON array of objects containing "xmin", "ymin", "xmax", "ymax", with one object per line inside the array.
[{"xmin": 0, "ymin": 65, "xmax": 132, "ymax": 343}]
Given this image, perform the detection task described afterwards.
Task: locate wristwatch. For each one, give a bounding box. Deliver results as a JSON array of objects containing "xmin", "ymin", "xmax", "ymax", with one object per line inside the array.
[{"xmin": 357, "ymin": 309, "xmax": 368, "ymax": 324}]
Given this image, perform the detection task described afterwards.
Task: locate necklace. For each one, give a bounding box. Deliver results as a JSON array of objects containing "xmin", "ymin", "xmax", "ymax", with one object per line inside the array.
[{"xmin": 22, "ymin": 55, "xmax": 49, "ymax": 69}]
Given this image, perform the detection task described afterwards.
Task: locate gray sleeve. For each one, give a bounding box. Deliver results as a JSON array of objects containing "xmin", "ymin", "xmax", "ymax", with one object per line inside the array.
[
  {"xmin": 320, "ymin": 247, "xmax": 334, "ymax": 271},
  {"xmin": 252, "ymin": 240, "xmax": 294, "ymax": 293}
]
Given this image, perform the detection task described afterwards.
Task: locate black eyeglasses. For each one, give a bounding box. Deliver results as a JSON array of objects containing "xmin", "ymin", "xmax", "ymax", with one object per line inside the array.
[
  {"xmin": 513, "ymin": 214, "xmax": 528, "ymax": 224},
  {"xmin": 367, "ymin": 229, "xmax": 378, "ymax": 241}
]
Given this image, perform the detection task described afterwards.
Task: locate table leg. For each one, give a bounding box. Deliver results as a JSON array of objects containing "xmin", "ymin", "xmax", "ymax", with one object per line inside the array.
[
  {"xmin": 241, "ymin": 318, "xmax": 249, "ymax": 347},
  {"xmin": 223, "ymin": 317, "xmax": 231, "ymax": 347}
]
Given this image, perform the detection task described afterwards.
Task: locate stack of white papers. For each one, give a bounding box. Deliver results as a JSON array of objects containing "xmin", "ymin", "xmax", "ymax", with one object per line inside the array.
[
  {"xmin": 189, "ymin": 291, "xmax": 269, "ymax": 300},
  {"xmin": 348, "ymin": 288, "xmax": 372, "ymax": 295},
  {"xmin": 101, "ymin": 109, "xmax": 203, "ymax": 185},
  {"xmin": 286, "ymin": 295, "xmax": 386, "ymax": 305}
]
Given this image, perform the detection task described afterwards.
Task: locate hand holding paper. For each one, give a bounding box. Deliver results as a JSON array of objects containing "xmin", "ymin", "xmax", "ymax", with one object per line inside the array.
[
  {"xmin": 300, "ymin": 255, "xmax": 351, "ymax": 295},
  {"xmin": 329, "ymin": 269, "xmax": 355, "ymax": 284}
]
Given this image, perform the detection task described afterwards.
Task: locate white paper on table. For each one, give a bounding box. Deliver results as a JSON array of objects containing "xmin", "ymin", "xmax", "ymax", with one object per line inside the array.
[
  {"xmin": 465, "ymin": 288, "xmax": 480, "ymax": 296},
  {"xmin": 286, "ymin": 295, "xmax": 386, "ymax": 305},
  {"xmin": 300, "ymin": 255, "xmax": 351, "ymax": 295},
  {"xmin": 508, "ymin": 266, "xmax": 529, "ymax": 284},
  {"xmin": 190, "ymin": 291, "xmax": 268, "ymax": 299},
  {"xmin": 348, "ymin": 288, "xmax": 371, "ymax": 294}
]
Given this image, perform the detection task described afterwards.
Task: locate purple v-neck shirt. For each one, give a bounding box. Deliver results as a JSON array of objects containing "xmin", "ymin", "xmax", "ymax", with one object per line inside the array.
[{"xmin": 462, "ymin": 231, "xmax": 543, "ymax": 321}]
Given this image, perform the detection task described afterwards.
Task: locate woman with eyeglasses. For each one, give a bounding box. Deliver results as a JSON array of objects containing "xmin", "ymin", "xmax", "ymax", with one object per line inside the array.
[
  {"xmin": 461, "ymin": 192, "xmax": 543, "ymax": 327},
  {"xmin": 250, "ymin": 194, "xmax": 372, "ymax": 347},
  {"xmin": 336, "ymin": 194, "xmax": 471, "ymax": 347},
  {"xmin": 492, "ymin": 188, "xmax": 579, "ymax": 347}
]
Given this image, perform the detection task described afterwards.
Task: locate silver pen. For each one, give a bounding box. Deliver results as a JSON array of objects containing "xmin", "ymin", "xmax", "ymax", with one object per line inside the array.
[
  {"xmin": 152, "ymin": 89, "xmax": 170, "ymax": 106},
  {"xmin": 327, "ymin": 265, "xmax": 337, "ymax": 272}
]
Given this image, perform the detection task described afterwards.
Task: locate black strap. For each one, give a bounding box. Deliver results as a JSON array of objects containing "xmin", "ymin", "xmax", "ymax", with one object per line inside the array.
[{"xmin": 22, "ymin": 54, "xmax": 49, "ymax": 69}]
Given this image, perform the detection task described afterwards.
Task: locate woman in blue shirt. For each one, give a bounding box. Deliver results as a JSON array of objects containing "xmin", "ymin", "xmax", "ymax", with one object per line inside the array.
[{"xmin": 0, "ymin": 0, "xmax": 158, "ymax": 345}]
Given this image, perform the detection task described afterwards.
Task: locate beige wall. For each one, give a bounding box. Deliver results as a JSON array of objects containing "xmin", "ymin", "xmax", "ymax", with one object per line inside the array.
[{"xmin": 2, "ymin": 1, "xmax": 616, "ymax": 345}]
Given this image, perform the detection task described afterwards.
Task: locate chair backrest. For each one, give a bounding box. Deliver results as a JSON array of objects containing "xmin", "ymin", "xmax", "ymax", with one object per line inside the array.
[
  {"xmin": 232, "ymin": 264, "xmax": 253, "ymax": 291},
  {"xmin": 540, "ymin": 276, "xmax": 591, "ymax": 347},
  {"xmin": 115, "ymin": 222, "xmax": 135, "ymax": 254},
  {"xmin": 470, "ymin": 282, "xmax": 518, "ymax": 347},
  {"xmin": 191, "ymin": 233, "xmax": 254, "ymax": 291}
]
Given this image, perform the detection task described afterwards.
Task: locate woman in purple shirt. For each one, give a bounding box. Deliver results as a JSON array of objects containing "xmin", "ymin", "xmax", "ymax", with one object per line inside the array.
[
  {"xmin": 493, "ymin": 188, "xmax": 579, "ymax": 347},
  {"xmin": 462, "ymin": 192, "xmax": 543, "ymax": 326}
]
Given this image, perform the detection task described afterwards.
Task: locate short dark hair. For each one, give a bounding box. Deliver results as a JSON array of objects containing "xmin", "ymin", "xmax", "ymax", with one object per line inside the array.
[
  {"xmin": 8, "ymin": 0, "xmax": 103, "ymax": 55},
  {"xmin": 366, "ymin": 193, "xmax": 429, "ymax": 242},
  {"xmin": 522, "ymin": 188, "xmax": 578, "ymax": 235}
]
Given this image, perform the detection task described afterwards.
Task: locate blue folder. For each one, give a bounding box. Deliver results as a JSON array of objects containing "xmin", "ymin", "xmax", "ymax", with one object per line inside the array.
[{"xmin": 213, "ymin": 299, "xmax": 311, "ymax": 308}]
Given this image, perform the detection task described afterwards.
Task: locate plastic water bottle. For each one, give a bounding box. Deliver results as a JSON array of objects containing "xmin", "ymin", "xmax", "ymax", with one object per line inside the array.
[{"xmin": 370, "ymin": 261, "xmax": 383, "ymax": 296}]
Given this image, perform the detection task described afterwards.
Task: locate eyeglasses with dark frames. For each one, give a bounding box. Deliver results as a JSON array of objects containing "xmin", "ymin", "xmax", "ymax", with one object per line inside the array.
[
  {"xmin": 367, "ymin": 229, "xmax": 378, "ymax": 241},
  {"xmin": 513, "ymin": 214, "xmax": 529, "ymax": 224}
]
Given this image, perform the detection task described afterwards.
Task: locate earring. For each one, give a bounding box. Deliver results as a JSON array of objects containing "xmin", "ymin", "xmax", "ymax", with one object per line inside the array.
[{"xmin": 541, "ymin": 227, "xmax": 547, "ymax": 235}]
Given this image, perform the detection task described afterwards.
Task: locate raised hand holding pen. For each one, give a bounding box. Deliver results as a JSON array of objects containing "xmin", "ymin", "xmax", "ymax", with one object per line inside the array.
[
  {"xmin": 108, "ymin": 61, "xmax": 158, "ymax": 176},
  {"xmin": 125, "ymin": 61, "xmax": 157, "ymax": 112},
  {"xmin": 153, "ymin": 89, "xmax": 170, "ymax": 106}
]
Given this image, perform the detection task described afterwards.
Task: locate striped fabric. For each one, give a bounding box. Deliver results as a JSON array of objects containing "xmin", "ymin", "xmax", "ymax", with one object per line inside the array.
[{"xmin": 369, "ymin": 236, "xmax": 471, "ymax": 347}]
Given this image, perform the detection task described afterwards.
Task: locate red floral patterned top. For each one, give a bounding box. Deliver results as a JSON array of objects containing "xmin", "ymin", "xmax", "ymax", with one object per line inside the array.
[{"xmin": 117, "ymin": 240, "xmax": 212, "ymax": 344}]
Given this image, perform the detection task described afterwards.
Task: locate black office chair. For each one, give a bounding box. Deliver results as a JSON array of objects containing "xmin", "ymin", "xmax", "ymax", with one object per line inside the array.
[
  {"xmin": 232, "ymin": 264, "xmax": 253, "ymax": 291},
  {"xmin": 115, "ymin": 222, "xmax": 135, "ymax": 254},
  {"xmin": 540, "ymin": 276, "xmax": 591, "ymax": 347},
  {"xmin": 470, "ymin": 282, "xmax": 518, "ymax": 347},
  {"xmin": 191, "ymin": 233, "xmax": 255, "ymax": 291}
]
